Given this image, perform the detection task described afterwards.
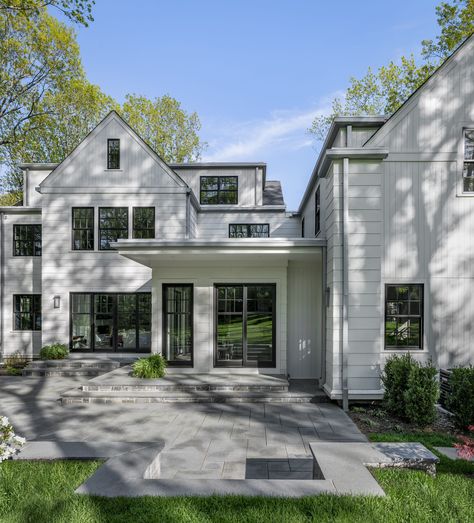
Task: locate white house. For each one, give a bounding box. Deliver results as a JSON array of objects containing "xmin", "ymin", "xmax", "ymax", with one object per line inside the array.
[{"xmin": 2, "ymin": 34, "xmax": 474, "ymax": 401}]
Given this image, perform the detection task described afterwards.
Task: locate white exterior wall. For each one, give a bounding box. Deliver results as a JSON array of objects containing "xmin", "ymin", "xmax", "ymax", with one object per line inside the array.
[
  {"xmin": 1, "ymin": 212, "xmax": 42, "ymax": 357},
  {"xmin": 175, "ymin": 167, "xmax": 263, "ymax": 207},
  {"xmin": 197, "ymin": 211, "xmax": 300, "ymax": 239},
  {"xmin": 151, "ymin": 265, "xmax": 288, "ymax": 375}
]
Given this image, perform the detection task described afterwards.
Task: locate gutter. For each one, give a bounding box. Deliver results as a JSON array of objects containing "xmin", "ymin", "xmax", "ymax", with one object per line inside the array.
[{"xmin": 341, "ymin": 158, "xmax": 350, "ymax": 411}]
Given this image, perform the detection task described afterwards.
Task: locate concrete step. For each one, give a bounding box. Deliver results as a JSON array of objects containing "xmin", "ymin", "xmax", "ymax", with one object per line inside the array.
[
  {"xmin": 81, "ymin": 383, "xmax": 289, "ymax": 392},
  {"xmin": 27, "ymin": 359, "xmax": 120, "ymax": 369},
  {"xmin": 60, "ymin": 388, "xmax": 329, "ymax": 405},
  {"xmin": 23, "ymin": 367, "xmax": 117, "ymax": 377}
]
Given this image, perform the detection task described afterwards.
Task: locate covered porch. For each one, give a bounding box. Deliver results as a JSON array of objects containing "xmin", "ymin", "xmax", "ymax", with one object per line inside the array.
[{"xmin": 114, "ymin": 239, "xmax": 326, "ymax": 378}]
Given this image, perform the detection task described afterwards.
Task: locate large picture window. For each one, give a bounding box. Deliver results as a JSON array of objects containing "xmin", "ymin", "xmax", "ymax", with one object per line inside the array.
[
  {"xmin": 70, "ymin": 293, "xmax": 151, "ymax": 352},
  {"xmin": 72, "ymin": 208, "xmax": 94, "ymax": 250},
  {"xmin": 133, "ymin": 207, "xmax": 155, "ymax": 239},
  {"xmin": 200, "ymin": 176, "xmax": 238, "ymax": 204},
  {"xmin": 13, "ymin": 224, "xmax": 41, "ymax": 256},
  {"xmin": 463, "ymin": 130, "xmax": 474, "ymax": 192},
  {"xmin": 14, "ymin": 295, "xmax": 41, "ymax": 331},
  {"xmin": 99, "ymin": 207, "xmax": 128, "ymax": 250},
  {"xmin": 163, "ymin": 284, "xmax": 193, "ymax": 365},
  {"xmin": 385, "ymin": 284, "xmax": 423, "ymax": 349},
  {"xmin": 215, "ymin": 284, "xmax": 275, "ymax": 367},
  {"xmin": 229, "ymin": 224, "xmax": 270, "ymax": 238}
]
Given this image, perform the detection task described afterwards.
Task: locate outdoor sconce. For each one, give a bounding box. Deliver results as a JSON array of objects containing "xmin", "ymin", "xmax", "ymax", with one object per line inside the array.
[{"xmin": 53, "ymin": 296, "xmax": 61, "ymax": 309}]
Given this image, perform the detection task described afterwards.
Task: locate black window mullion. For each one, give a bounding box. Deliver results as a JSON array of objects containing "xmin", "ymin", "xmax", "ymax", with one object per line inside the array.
[{"xmin": 13, "ymin": 225, "xmax": 42, "ymax": 256}]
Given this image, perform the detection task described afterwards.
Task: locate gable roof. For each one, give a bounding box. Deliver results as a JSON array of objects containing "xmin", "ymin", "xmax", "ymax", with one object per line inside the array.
[
  {"xmin": 365, "ymin": 31, "xmax": 474, "ymax": 146},
  {"xmin": 39, "ymin": 111, "xmax": 188, "ymax": 189}
]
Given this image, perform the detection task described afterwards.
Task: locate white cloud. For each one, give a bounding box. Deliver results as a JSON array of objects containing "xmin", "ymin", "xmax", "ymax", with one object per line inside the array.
[{"xmin": 203, "ymin": 98, "xmax": 334, "ymax": 162}]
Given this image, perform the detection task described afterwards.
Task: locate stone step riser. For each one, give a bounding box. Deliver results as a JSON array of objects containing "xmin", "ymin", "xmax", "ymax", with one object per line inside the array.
[
  {"xmin": 61, "ymin": 395, "xmax": 328, "ymax": 405},
  {"xmin": 27, "ymin": 362, "xmax": 119, "ymax": 370},
  {"xmin": 82, "ymin": 385, "xmax": 289, "ymax": 392},
  {"xmin": 24, "ymin": 370, "xmax": 108, "ymax": 377}
]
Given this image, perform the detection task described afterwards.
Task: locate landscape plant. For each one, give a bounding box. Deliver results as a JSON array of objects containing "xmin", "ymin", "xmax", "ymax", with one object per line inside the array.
[
  {"xmin": 0, "ymin": 417, "xmax": 25, "ymax": 463},
  {"xmin": 446, "ymin": 366, "xmax": 474, "ymax": 429},
  {"xmin": 132, "ymin": 354, "xmax": 167, "ymax": 379},
  {"xmin": 39, "ymin": 343, "xmax": 69, "ymax": 360},
  {"xmin": 381, "ymin": 353, "xmax": 415, "ymax": 418},
  {"xmin": 454, "ymin": 426, "xmax": 474, "ymax": 460}
]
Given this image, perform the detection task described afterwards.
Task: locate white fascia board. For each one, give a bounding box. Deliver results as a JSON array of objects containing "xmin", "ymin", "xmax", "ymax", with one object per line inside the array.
[
  {"xmin": 36, "ymin": 186, "xmax": 190, "ymax": 195},
  {"xmin": 0, "ymin": 206, "xmax": 41, "ymax": 214},
  {"xmin": 199, "ymin": 205, "xmax": 287, "ymax": 213}
]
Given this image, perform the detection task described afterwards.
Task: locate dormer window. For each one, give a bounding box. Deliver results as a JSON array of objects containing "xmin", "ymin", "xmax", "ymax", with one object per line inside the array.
[
  {"xmin": 107, "ymin": 139, "xmax": 120, "ymax": 169},
  {"xmin": 463, "ymin": 130, "xmax": 474, "ymax": 192},
  {"xmin": 200, "ymin": 176, "xmax": 238, "ymax": 204}
]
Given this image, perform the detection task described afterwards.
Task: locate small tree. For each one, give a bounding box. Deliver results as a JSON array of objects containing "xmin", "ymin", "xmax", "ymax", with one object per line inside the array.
[{"xmin": 381, "ymin": 353, "xmax": 414, "ymax": 418}]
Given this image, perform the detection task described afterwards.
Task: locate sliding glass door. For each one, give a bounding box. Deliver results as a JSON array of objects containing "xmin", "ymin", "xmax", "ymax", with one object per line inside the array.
[
  {"xmin": 163, "ymin": 284, "xmax": 193, "ymax": 365},
  {"xmin": 215, "ymin": 284, "xmax": 275, "ymax": 367},
  {"xmin": 70, "ymin": 293, "xmax": 151, "ymax": 352}
]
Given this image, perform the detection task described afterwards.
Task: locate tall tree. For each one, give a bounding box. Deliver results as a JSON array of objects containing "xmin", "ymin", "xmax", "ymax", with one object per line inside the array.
[
  {"xmin": 309, "ymin": 0, "xmax": 474, "ymax": 140},
  {"xmin": 2, "ymin": 77, "xmax": 117, "ymax": 192},
  {"xmin": 121, "ymin": 94, "xmax": 205, "ymax": 163},
  {"xmin": 0, "ymin": 0, "xmax": 95, "ymax": 27}
]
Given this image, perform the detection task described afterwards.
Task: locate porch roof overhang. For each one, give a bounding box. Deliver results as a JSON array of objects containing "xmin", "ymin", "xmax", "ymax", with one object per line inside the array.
[{"xmin": 112, "ymin": 238, "xmax": 326, "ymax": 268}]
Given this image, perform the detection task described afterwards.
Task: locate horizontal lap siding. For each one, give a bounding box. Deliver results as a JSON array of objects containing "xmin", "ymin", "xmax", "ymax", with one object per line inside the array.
[
  {"xmin": 1, "ymin": 213, "xmax": 42, "ymax": 357},
  {"xmin": 346, "ymin": 160, "xmax": 383, "ymax": 393},
  {"xmin": 196, "ymin": 211, "xmax": 300, "ymax": 239}
]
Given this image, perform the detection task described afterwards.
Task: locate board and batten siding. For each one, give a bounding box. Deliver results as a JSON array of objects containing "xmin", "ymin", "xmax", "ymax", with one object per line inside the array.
[{"xmin": 1, "ymin": 212, "xmax": 42, "ymax": 357}]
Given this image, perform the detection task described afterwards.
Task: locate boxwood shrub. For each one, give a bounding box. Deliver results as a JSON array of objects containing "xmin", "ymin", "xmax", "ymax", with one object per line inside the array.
[
  {"xmin": 132, "ymin": 354, "xmax": 167, "ymax": 379},
  {"xmin": 39, "ymin": 343, "xmax": 69, "ymax": 360},
  {"xmin": 382, "ymin": 353, "xmax": 439, "ymax": 426},
  {"xmin": 446, "ymin": 366, "xmax": 474, "ymax": 430}
]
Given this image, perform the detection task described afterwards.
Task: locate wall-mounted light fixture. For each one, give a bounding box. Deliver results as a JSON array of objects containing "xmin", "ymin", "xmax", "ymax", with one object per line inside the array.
[{"xmin": 53, "ymin": 295, "xmax": 61, "ymax": 309}]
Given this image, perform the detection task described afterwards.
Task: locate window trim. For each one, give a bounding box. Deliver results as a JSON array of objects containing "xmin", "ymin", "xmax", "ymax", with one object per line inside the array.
[
  {"xmin": 384, "ymin": 283, "xmax": 424, "ymax": 351},
  {"xmin": 200, "ymin": 176, "xmax": 239, "ymax": 205},
  {"xmin": 132, "ymin": 207, "xmax": 155, "ymax": 239},
  {"xmin": 213, "ymin": 283, "xmax": 276, "ymax": 368},
  {"xmin": 13, "ymin": 224, "xmax": 42, "ymax": 256},
  {"xmin": 98, "ymin": 207, "xmax": 129, "ymax": 250},
  {"xmin": 162, "ymin": 284, "xmax": 194, "ymax": 367},
  {"xmin": 315, "ymin": 186, "xmax": 321, "ymax": 236},
  {"xmin": 301, "ymin": 217, "xmax": 305, "ymax": 238},
  {"xmin": 71, "ymin": 207, "xmax": 95, "ymax": 251},
  {"xmin": 107, "ymin": 138, "xmax": 120, "ymax": 170},
  {"xmin": 69, "ymin": 292, "xmax": 151, "ymax": 352},
  {"xmin": 228, "ymin": 223, "xmax": 270, "ymax": 238},
  {"xmin": 13, "ymin": 294, "xmax": 41, "ymax": 331}
]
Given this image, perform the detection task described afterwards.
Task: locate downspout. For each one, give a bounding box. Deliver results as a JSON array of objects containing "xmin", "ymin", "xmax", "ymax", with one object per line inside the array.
[
  {"xmin": 341, "ymin": 157, "xmax": 350, "ymax": 411},
  {"xmin": 320, "ymin": 246, "xmax": 327, "ymax": 387},
  {"xmin": 0, "ymin": 212, "xmax": 4, "ymax": 363}
]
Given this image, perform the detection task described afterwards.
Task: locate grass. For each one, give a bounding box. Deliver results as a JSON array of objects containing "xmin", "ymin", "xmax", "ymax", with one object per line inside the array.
[{"xmin": 1, "ymin": 445, "xmax": 473, "ymax": 523}]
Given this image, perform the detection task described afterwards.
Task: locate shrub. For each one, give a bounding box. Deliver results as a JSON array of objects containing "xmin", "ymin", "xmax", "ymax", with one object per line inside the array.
[
  {"xmin": 132, "ymin": 354, "xmax": 167, "ymax": 379},
  {"xmin": 39, "ymin": 343, "xmax": 69, "ymax": 360},
  {"xmin": 404, "ymin": 363, "xmax": 439, "ymax": 426},
  {"xmin": 381, "ymin": 353, "xmax": 414, "ymax": 418},
  {"xmin": 3, "ymin": 351, "xmax": 29, "ymax": 369},
  {"xmin": 446, "ymin": 366, "xmax": 474, "ymax": 430},
  {"xmin": 454, "ymin": 426, "xmax": 474, "ymax": 460},
  {"xmin": 0, "ymin": 416, "xmax": 25, "ymax": 462}
]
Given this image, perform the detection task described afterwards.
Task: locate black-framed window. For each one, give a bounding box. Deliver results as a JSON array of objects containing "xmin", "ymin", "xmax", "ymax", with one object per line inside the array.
[
  {"xmin": 72, "ymin": 208, "xmax": 94, "ymax": 250},
  {"xmin": 13, "ymin": 224, "xmax": 41, "ymax": 256},
  {"xmin": 229, "ymin": 224, "xmax": 270, "ymax": 238},
  {"xmin": 163, "ymin": 284, "xmax": 193, "ymax": 365},
  {"xmin": 99, "ymin": 207, "xmax": 128, "ymax": 250},
  {"xmin": 315, "ymin": 186, "xmax": 321, "ymax": 236},
  {"xmin": 385, "ymin": 284, "xmax": 423, "ymax": 349},
  {"xmin": 463, "ymin": 130, "xmax": 474, "ymax": 192},
  {"xmin": 70, "ymin": 292, "xmax": 151, "ymax": 352},
  {"xmin": 133, "ymin": 207, "xmax": 155, "ymax": 239},
  {"xmin": 301, "ymin": 217, "xmax": 305, "ymax": 238},
  {"xmin": 200, "ymin": 176, "xmax": 238, "ymax": 204},
  {"xmin": 14, "ymin": 294, "xmax": 41, "ymax": 331},
  {"xmin": 107, "ymin": 139, "xmax": 120, "ymax": 169}
]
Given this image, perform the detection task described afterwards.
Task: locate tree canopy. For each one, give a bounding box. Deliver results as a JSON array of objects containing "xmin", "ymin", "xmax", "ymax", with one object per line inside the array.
[{"xmin": 309, "ymin": 0, "xmax": 474, "ymax": 140}]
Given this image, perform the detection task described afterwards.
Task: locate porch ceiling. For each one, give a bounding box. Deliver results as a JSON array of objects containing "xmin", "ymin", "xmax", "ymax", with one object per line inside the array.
[{"xmin": 112, "ymin": 238, "xmax": 325, "ymax": 268}]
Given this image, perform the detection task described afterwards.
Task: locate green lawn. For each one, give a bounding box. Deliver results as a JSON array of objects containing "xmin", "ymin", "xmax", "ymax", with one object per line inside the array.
[{"xmin": 1, "ymin": 435, "xmax": 473, "ymax": 523}]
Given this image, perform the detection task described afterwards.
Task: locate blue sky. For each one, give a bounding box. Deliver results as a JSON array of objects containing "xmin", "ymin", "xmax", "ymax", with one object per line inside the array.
[{"xmin": 73, "ymin": 0, "xmax": 439, "ymax": 209}]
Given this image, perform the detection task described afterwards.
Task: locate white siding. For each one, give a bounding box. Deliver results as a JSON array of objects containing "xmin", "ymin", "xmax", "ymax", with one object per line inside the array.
[
  {"xmin": 287, "ymin": 259, "xmax": 323, "ymax": 379},
  {"xmin": 1, "ymin": 212, "xmax": 42, "ymax": 357}
]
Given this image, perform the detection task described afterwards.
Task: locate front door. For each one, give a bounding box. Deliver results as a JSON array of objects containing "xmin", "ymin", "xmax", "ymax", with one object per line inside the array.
[
  {"xmin": 70, "ymin": 292, "xmax": 151, "ymax": 352},
  {"xmin": 215, "ymin": 284, "xmax": 275, "ymax": 367}
]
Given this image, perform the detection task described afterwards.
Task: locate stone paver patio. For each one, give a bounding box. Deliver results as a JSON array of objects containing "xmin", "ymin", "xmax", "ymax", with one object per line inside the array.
[{"xmin": 0, "ymin": 376, "xmax": 367, "ymax": 480}]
